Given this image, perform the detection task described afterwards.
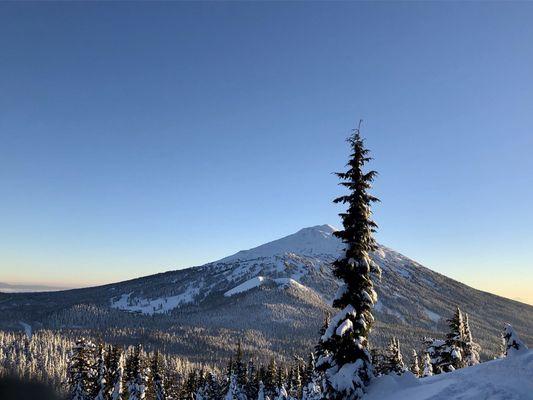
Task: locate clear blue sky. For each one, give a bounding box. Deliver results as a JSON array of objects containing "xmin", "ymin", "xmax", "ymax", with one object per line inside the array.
[{"xmin": 1, "ymin": 2, "xmax": 532, "ymax": 303}]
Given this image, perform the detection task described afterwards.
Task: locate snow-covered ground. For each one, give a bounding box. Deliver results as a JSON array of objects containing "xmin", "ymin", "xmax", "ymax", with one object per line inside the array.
[{"xmin": 366, "ymin": 350, "xmax": 533, "ymax": 400}]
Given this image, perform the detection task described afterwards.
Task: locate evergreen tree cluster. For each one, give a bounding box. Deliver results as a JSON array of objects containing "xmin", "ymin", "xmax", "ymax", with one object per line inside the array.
[
  {"xmin": 420, "ymin": 307, "xmax": 481, "ymax": 374},
  {"xmin": 367, "ymin": 307, "xmax": 484, "ymax": 379}
]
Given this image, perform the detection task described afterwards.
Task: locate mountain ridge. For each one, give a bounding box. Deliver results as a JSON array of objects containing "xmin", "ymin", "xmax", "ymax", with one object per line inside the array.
[{"xmin": 0, "ymin": 224, "xmax": 531, "ymax": 365}]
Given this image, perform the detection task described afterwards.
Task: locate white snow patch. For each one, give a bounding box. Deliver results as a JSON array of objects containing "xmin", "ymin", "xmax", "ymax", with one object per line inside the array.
[
  {"xmin": 111, "ymin": 287, "xmax": 199, "ymax": 315},
  {"xmin": 224, "ymin": 276, "xmax": 266, "ymax": 297},
  {"xmin": 273, "ymin": 277, "xmax": 309, "ymax": 291},
  {"xmin": 373, "ymin": 300, "xmax": 406, "ymax": 323},
  {"xmin": 224, "ymin": 276, "xmax": 309, "ymax": 297},
  {"xmin": 336, "ymin": 319, "xmax": 353, "ymax": 336},
  {"xmin": 422, "ymin": 307, "xmax": 442, "ymax": 323}
]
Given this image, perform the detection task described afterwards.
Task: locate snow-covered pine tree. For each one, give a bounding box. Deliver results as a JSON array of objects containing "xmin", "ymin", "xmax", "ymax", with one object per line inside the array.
[
  {"xmin": 125, "ymin": 345, "xmax": 148, "ymax": 400},
  {"xmin": 225, "ymin": 373, "xmax": 239, "ymax": 400},
  {"xmin": 225, "ymin": 371, "xmax": 248, "ymax": 400},
  {"xmin": 151, "ymin": 351, "xmax": 166, "ymax": 400},
  {"xmin": 94, "ymin": 344, "xmax": 107, "ymax": 400},
  {"xmin": 234, "ymin": 342, "xmax": 247, "ymax": 390},
  {"xmin": 288, "ymin": 365, "xmax": 301, "ymax": 400},
  {"xmin": 317, "ymin": 126, "xmax": 381, "ymax": 400},
  {"xmin": 275, "ymin": 385, "xmax": 288, "ymax": 400},
  {"xmin": 421, "ymin": 353, "xmax": 433, "ymax": 378},
  {"xmin": 201, "ymin": 371, "xmax": 223, "ymax": 400},
  {"xmin": 300, "ymin": 353, "xmax": 322, "ymax": 400},
  {"xmin": 423, "ymin": 337, "xmax": 446, "ymax": 374},
  {"xmin": 264, "ymin": 358, "xmax": 277, "ymax": 399},
  {"xmin": 245, "ymin": 359, "xmax": 259, "ymax": 400},
  {"xmin": 110, "ymin": 349, "xmax": 124, "ymax": 400},
  {"xmin": 68, "ymin": 337, "xmax": 97, "ymax": 400},
  {"xmin": 463, "ymin": 314, "xmax": 481, "ymax": 366},
  {"xmin": 103, "ymin": 345, "xmax": 115, "ymax": 398},
  {"xmin": 442, "ymin": 307, "xmax": 466, "ymax": 371},
  {"xmin": 410, "ymin": 349, "xmax": 420, "ymax": 377},
  {"xmin": 502, "ymin": 323, "xmax": 528, "ymax": 356},
  {"xmin": 385, "ymin": 338, "xmax": 406, "ymax": 375},
  {"xmin": 369, "ymin": 348, "xmax": 386, "ymax": 377},
  {"xmin": 275, "ymin": 366, "xmax": 286, "ymax": 397}
]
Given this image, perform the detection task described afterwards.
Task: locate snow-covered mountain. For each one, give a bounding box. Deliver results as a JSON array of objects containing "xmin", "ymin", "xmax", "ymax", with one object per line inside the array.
[{"xmin": 1, "ymin": 224, "xmax": 532, "ymax": 364}]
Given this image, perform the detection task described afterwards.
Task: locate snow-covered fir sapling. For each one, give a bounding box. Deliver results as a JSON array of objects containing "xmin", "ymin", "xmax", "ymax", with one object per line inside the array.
[
  {"xmin": 502, "ymin": 323, "xmax": 528, "ymax": 357},
  {"xmin": 463, "ymin": 313, "xmax": 481, "ymax": 366},
  {"xmin": 423, "ymin": 337, "xmax": 446, "ymax": 374},
  {"xmin": 316, "ymin": 125, "xmax": 381, "ymax": 400},
  {"xmin": 421, "ymin": 353, "xmax": 433, "ymax": 378},
  {"xmin": 410, "ymin": 349, "xmax": 421, "ymax": 377},
  {"xmin": 385, "ymin": 337, "xmax": 406, "ymax": 375},
  {"xmin": 442, "ymin": 307, "xmax": 466, "ymax": 371}
]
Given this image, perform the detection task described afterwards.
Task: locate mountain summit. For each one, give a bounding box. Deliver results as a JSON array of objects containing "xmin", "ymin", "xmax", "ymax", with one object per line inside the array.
[{"xmin": 218, "ymin": 224, "xmax": 343, "ymax": 262}]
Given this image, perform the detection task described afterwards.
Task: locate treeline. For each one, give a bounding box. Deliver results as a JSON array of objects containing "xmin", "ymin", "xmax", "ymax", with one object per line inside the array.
[
  {"xmin": 61, "ymin": 313, "xmax": 527, "ymax": 400},
  {"xmin": 371, "ymin": 307, "xmax": 481, "ymax": 377}
]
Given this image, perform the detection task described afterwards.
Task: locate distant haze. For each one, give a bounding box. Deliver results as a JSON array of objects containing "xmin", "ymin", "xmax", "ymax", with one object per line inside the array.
[{"xmin": 0, "ymin": 282, "xmax": 74, "ymax": 293}]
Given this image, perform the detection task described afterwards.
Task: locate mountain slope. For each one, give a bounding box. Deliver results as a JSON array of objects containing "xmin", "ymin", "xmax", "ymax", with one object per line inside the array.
[{"xmin": 0, "ymin": 225, "xmax": 531, "ymax": 364}]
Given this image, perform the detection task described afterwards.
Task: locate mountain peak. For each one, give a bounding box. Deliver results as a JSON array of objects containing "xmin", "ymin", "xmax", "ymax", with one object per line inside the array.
[
  {"xmin": 217, "ymin": 224, "xmax": 344, "ymax": 263},
  {"xmin": 297, "ymin": 224, "xmax": 337, "ymax": 234}
]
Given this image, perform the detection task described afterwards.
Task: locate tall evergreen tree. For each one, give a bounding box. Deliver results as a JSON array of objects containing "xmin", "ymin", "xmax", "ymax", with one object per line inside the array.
[{"xmin": 317, "ymin": 125, "xmax": 381, "ymax": 400}]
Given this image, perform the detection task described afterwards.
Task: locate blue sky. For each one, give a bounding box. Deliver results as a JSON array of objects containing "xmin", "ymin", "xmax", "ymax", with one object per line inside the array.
[{"xmin": 1, "ymin": 2, "xmax": 532, "ymax": 304}]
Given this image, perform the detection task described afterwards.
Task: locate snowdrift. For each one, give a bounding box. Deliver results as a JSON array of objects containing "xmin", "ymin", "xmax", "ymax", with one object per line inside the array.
[{"xmin": 366, "ymin": 350, "xmax": 533, "ymax": 400}]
